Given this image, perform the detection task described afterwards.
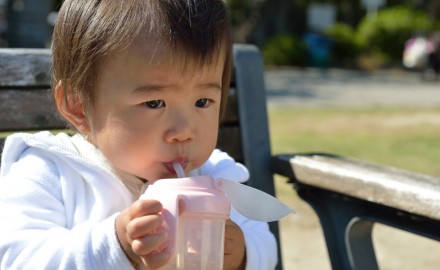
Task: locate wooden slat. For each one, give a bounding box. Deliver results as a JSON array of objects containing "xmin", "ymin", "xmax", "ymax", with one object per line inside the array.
[
  {"xmin": 0, "ymin": 89, "xmax": 239, "ymax": 130},
  {"xmin": 0, "ymin": 88, "xmax": 65, "ymax": 131},
  {"xmin": 0, "ymin": 91, "xmax": 241, "ymax": 142},
  {"xmin": 273, "ymin": 154, "xmax": 440, "ymax": 221},
  {"xmin": 0, "ymin": 49, "xmax": 51, "ymax": 87},
  {"xmin": 0, "ymin": 47, "xmax": 242, "ymax": 160}
]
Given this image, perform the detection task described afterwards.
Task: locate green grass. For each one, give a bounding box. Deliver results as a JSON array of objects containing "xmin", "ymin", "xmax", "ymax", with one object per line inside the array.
[{"xmin": 268, "ymin": 106, "xmax": 440, "ymax": 177}]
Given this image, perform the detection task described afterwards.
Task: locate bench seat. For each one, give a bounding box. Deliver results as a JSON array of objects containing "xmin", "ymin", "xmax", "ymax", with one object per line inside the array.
[
  {"xmin": 273, "ymin": 154, "xmax": 440, "ymax": 220},
  {"xmin": 272, "ymin": 153, "xmax": 440, "ymax": 270}
]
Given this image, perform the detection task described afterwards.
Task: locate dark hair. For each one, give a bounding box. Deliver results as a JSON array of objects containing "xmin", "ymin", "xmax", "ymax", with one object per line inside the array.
[{"xmin": 52, "ymin": 0, "xmax": 232, "ymax": 117}]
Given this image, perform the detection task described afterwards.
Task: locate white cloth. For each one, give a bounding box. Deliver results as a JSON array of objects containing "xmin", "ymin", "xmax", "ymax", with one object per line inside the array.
[{"xmin": 0, "ymin": 131, "xmax": 277, "ymax": 270}]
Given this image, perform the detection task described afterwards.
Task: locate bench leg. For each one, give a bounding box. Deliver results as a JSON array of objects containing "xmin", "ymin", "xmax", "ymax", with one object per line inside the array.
[
  {"xmin": 346, "ymin": 218, "xmax": 378, "ymax": 270},
  {"xmin": 293, "ymin": 182, "xmax": 440, "ymax": 270},
  {"xmin": 295, "ymin": 185, "xmax": 379, "ymax": 270}
]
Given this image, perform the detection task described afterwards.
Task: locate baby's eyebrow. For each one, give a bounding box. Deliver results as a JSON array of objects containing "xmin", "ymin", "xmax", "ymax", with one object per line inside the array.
[
  {"xmin": 198, "ymin": 82, "xmax": 222, "ymax": 90},
  {"xmin": 133, "ymin": 79, "xmax": 223, "ymax": 95},
  {"xmin": 133, "ymin": 85, "xmax": 168, "ymax": 94},
  {"xmin": 134, "ymin": 82, "xmax": 222, "ymax": 93}
]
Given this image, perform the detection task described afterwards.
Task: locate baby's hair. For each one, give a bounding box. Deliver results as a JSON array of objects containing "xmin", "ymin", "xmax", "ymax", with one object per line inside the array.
[{"xmin": 52, "ymin": 0, "xmax": 232, "ymax": 118}]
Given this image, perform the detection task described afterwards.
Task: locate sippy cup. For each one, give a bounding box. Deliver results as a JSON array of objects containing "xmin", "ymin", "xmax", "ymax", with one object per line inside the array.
[{"xmin": 141, "ymin": 174, "xmax": 230, "ymax": 270}]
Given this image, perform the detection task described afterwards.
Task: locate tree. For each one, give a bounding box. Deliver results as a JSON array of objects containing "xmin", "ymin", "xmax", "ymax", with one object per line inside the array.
[
  {"xmin": 227, "ymin": 0, "xmax": 305, "ymax": 46},
  {"xmin": 227, "ymin": 0, "xmax": 438, "ymax": 48}
]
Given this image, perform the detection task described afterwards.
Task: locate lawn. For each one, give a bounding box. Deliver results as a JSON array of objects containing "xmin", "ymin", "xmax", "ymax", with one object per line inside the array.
[{"xmin": 268, "ymin": 106, "xmax": 440, "ymax": 177}]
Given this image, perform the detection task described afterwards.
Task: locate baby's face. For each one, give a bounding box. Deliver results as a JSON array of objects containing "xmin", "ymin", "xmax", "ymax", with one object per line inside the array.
[{"xmin": 85, "ymin": 43, "xmax": 224, "ymax": 183}]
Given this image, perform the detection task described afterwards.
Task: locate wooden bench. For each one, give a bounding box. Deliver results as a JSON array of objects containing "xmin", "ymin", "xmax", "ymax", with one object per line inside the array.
[
  {"xmin": 2, "ymin": 45, "xmax": 440, "ymax": 270},
  {"xmin": 0, "ymin": 45, "xmax": 284, "ymax": 269},
  {"xmin": 272, "ymin": 154, "xmax": 440, "ymax": 269}
]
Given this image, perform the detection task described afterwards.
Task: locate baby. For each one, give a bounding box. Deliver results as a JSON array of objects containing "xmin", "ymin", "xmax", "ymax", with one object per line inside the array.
[{"xmin": 0, "ymin": 0, "xmax": 277, "ymax": 269}]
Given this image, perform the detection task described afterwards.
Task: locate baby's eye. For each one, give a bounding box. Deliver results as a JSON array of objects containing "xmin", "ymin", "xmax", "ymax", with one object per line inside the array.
[
  {"xmin": 145, "ymin": 100, "xmax": 165, "ymax": 109},
  {"xmin": 195, "ymin": 98, "xmax": 210, "ymax": 108}
]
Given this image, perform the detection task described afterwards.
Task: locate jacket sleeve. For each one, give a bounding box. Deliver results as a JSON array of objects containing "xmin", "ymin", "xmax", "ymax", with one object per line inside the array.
[
  {"xmin": 198, "ymin": 149, "xmax": 249, "ymax": 183},
  {"xmin": 0, "ymin": 150, "xmax": 133, "ymax": 270},
  {"xmin": 230, "ymin": 207, "xmax": 278, "ymax": 270}
]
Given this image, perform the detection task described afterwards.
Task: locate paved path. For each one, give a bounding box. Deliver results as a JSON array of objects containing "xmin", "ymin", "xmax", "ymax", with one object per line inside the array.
[{"xmin": 265, "ymin": 68, "xmax": 440, "ymax": 108}]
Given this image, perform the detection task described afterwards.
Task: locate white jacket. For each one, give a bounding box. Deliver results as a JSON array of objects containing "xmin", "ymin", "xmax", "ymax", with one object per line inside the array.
[{"xmin": 0, "ymin": 131, "xmax": 277, "ymax": 270}]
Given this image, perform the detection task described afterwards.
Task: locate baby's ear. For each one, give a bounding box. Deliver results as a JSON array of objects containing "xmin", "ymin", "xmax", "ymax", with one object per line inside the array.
[{"xmin": 54, "ymin": 81, "xmax": 91, "ymax": 134}]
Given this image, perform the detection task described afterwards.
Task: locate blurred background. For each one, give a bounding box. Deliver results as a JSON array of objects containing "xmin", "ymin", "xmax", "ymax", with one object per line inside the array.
[
  {"xmin": 1, "ymin": 0, "xmax": 440, "ymax": 73},
  {"xmin": 1, "ymin": 1, "xmax": 440, "ymax": 269}
]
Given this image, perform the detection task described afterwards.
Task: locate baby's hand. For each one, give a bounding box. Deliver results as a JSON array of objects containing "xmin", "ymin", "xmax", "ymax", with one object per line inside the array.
[
  {"xmin": 116, "ymin": 199, "xmax": 171, "ymax": 269},
  {"xmin": 224, "ymin": 219, "xmax": 246, "ymax": 270}
]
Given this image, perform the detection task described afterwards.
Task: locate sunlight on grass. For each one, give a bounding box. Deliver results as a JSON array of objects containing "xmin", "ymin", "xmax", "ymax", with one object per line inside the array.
[{"xmin": 268, "ymin": 106, "xmax": 440, "ymax": 177}]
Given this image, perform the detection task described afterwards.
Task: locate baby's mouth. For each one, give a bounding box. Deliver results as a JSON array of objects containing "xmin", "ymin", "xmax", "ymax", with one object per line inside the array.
[{"xmin": 164, "ymin": 160, "xmax": 188, "ymax": 176}]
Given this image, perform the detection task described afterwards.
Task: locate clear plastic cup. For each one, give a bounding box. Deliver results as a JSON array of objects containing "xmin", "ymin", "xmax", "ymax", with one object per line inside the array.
[{"xmin": 141, "ymin": 176, "xmax": 230, "ymax": 270}]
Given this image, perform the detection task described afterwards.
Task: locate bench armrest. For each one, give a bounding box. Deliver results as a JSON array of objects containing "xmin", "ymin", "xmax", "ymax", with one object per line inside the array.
[{"xmin": 271, "ymin": 153, "xmax": 440, "ymax": 221}]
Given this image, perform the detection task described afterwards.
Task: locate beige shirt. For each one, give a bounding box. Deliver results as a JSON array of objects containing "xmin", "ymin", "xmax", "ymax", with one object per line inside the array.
[{"xmin": 70, "ymin": 134, "xmax": 149, "ymax": 201}]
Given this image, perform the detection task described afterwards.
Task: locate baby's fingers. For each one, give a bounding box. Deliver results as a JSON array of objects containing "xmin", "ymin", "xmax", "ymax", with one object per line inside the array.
[
  {"xmin": 130, "ymin": 199, "xmax": 163, "ymax": 218},
  {"xmin": 141, "ymin": 246, "xmax": 172, "ymax": 269},
  {"xmin": 127, "ymin": 214, "xmax": 164, "ymax": 239},
  {"xmin": 131, "ymin": 230, "xmax": 168, "ymax": 255}
]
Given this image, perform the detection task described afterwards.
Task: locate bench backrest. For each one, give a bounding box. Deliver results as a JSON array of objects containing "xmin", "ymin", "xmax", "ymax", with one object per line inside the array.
[
  {"xmin": 0, "ymin": 45, "xmax": 283, "ymax": 269},
  {"xmin": 0, "ymin": 46, "xmax": 276, "ymax": 190}
]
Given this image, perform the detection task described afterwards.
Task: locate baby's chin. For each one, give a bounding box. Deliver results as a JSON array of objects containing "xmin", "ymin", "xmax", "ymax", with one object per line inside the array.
[
  {"xmin": 137, "ymin": 172, "xmax": 179, "ymax": 184},
  {"xmin": 133, "ymin": 162, "xmax": 199, "ymax": 184}
]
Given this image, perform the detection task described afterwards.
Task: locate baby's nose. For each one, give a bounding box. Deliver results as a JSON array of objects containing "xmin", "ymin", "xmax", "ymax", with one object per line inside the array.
[{"xmin": 163, "ymin": 113, "xmax": 195, "ymax": 143}]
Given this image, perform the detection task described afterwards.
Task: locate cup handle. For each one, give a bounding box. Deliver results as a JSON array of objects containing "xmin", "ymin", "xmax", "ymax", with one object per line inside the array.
[{"xmin": 140, "ymin": 193, "xmax": 183, "ymax": 259}]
